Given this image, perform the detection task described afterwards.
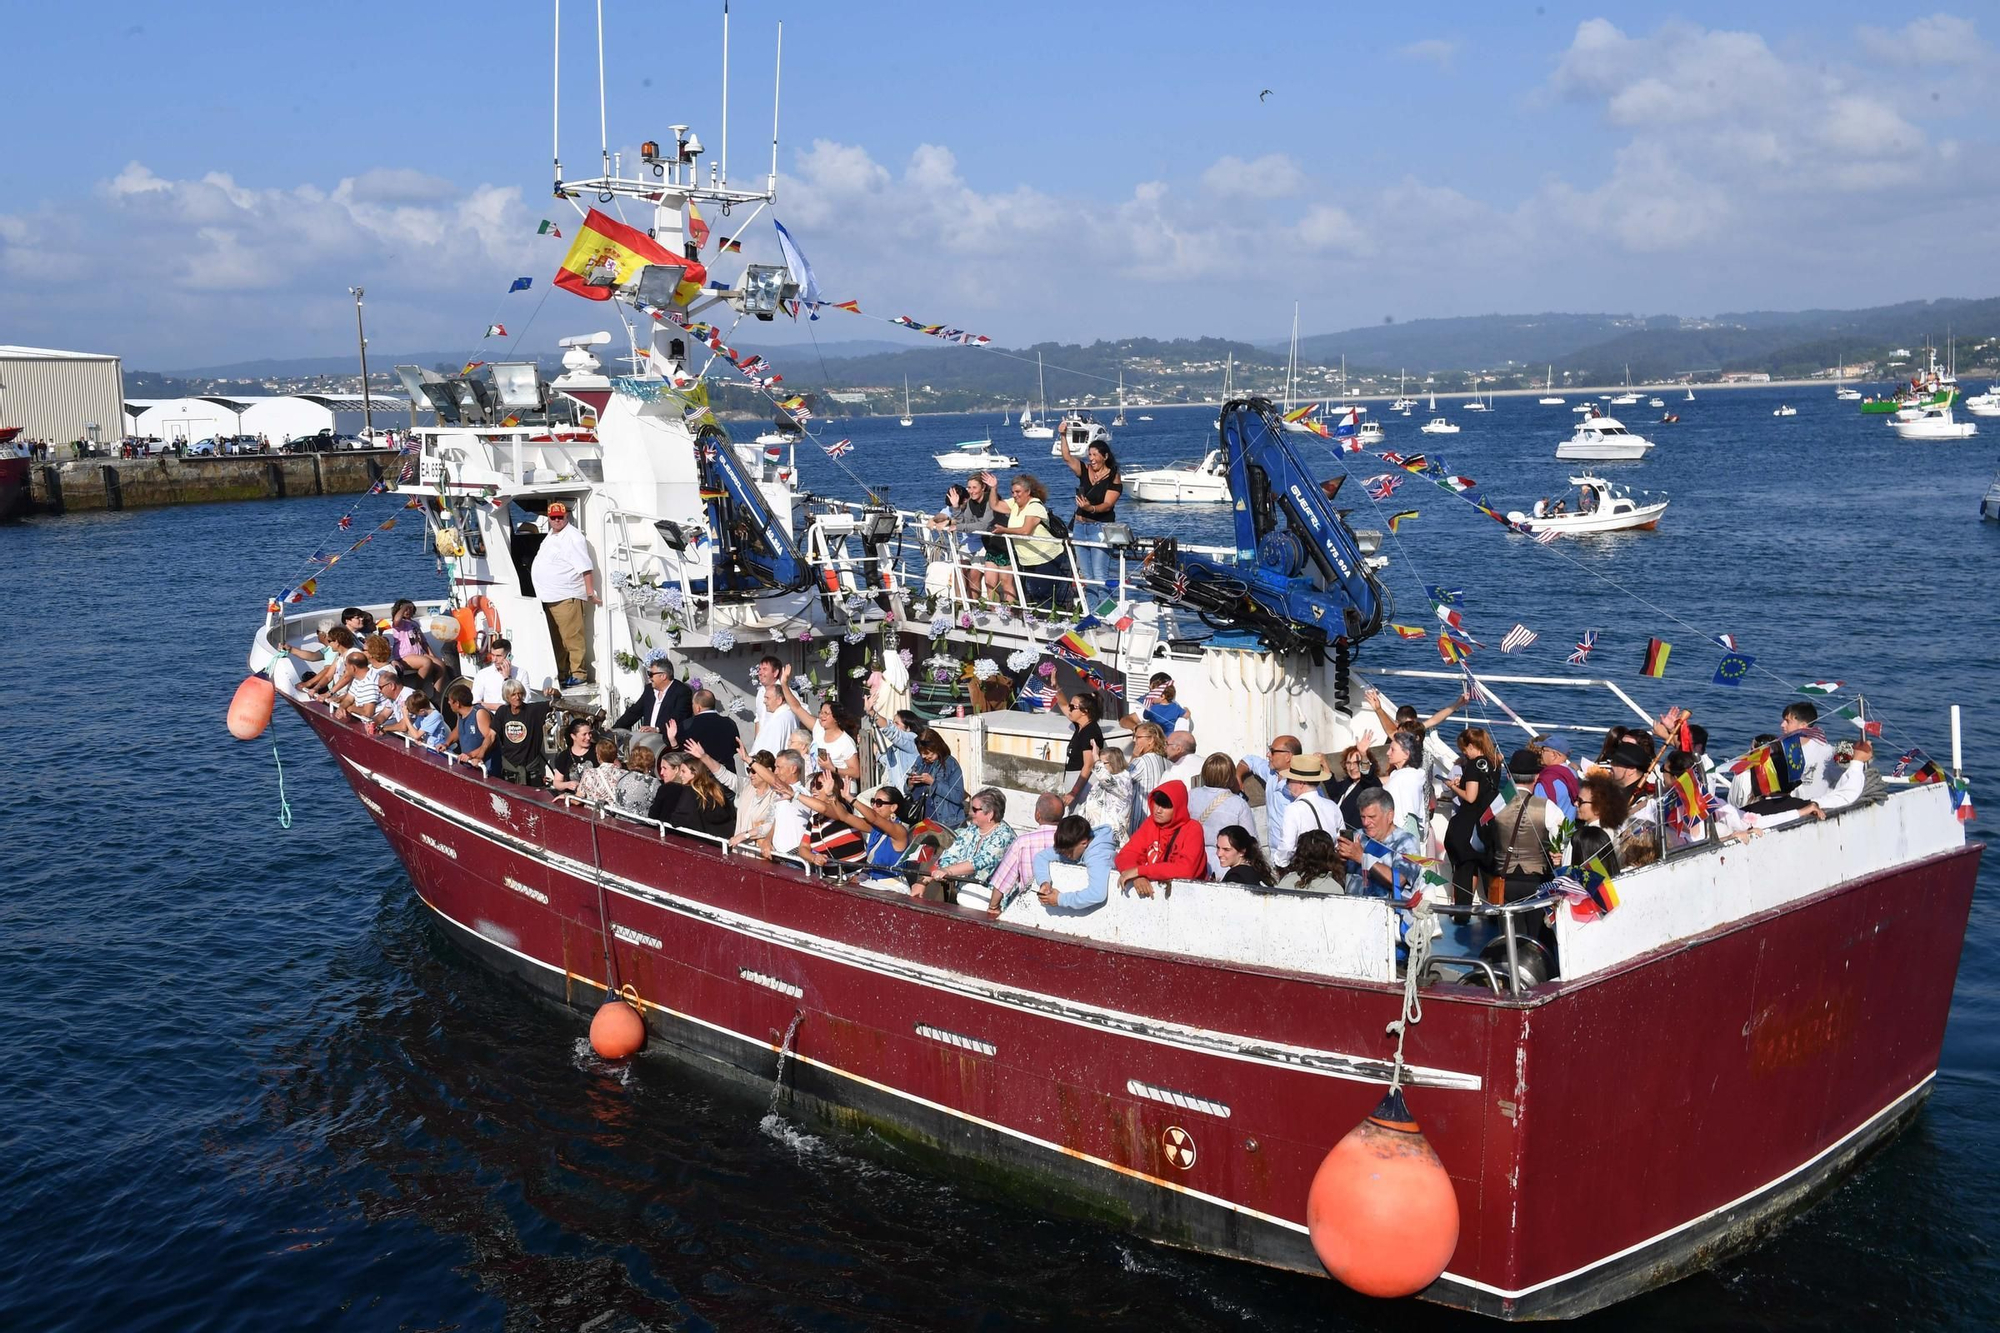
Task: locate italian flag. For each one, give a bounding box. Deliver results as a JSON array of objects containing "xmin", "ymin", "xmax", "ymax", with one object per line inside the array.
[
  {"xmin": 1797, "ymin": 680, "xmax": 1844, "ymax": 695},
  {"xmin": 537, "ymin": 219, "xmax": 563, "ymax": 238},
  {"xmin": 485, "ymin": 324, "xmax": 506, "ymax": 337}
]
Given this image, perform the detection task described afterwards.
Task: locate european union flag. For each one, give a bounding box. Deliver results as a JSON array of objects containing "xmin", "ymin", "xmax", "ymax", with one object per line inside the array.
[
  {"xmin": 1425, "ymin": 585, "xmax": 1464, "ymax": 607},
  {"xmin": 508, "ymin": 276, "xmax": 532, "ymax": 292},
  {"xmin": 1713, "ymin": 652, "xmax": 1755, "ymax": 687}
]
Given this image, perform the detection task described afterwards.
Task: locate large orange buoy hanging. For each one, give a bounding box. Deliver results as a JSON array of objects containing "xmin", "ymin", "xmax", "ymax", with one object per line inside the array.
[
  {"xmin": 1306, "ymin": 1086, "xmax": 1460, "ymax": 1298},
  {"xmin": 590, "ymin": 995, "xmax": 646, "ymax": 1059},
  {"xmin": 226, "ymin": 674, "xmax": 276, "ymax": 740}
]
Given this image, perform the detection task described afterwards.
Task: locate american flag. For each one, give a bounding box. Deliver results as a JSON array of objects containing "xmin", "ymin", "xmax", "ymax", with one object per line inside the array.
[
  {"xmin": 1501, "ymin": 623, "xmax": 1538, "ymax": 654},
  {"xmin": 821, "ymin": 438, "xmax": 853, "ymax": 458},
  {"xmin": 1142, "ymin": 682, "xmax": 1170, "ymax": 704},
  {"xmin": 1535, "ymin": 526, "xmax": 1560, "ymax": 545},
  {"xmin": 1567, "ymin": 629, "xmax": 1598, "ymax": 666}
]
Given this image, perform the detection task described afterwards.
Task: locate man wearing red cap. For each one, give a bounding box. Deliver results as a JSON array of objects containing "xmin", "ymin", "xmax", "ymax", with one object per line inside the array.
[{"xmin": 532, "ymin": 501, "xmax": 598, "ymax": 686}]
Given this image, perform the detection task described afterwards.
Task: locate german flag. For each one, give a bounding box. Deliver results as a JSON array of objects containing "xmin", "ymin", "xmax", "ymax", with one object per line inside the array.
[{"xmin": 1641, "ymin": 637, "xmax": 1671, "ymax": 678}]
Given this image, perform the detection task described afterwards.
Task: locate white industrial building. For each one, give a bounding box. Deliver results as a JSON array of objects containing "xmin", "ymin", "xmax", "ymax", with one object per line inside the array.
[
  {"xmin": 0, "ymin": 345, "xmax": 127, "ymax": 445},
  {"xmin": 123, "ymin": 394, "xmax": 414, "ymax": 444}
]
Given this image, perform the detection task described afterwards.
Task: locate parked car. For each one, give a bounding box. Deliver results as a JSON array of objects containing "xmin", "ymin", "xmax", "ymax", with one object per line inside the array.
[{"xmin": 185, "ymin": 437, "xmax": 221, "ymax": 456}]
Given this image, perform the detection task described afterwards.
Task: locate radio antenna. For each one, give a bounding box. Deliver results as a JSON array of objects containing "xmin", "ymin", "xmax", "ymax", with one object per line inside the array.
[
  {"xmin": 720, "ymin": 1, "xmax": 730, "ymax": 186},
  {"xmin": 595, "ymin": 0, "xmax": 609, "ymax": 180},
  {"xmin": 768, "ymin": 20, "xmax": 782, "ymax": 197},
  {"xmin": 552, "ymin": 0, "xmax": 562, "ymax": 188}
]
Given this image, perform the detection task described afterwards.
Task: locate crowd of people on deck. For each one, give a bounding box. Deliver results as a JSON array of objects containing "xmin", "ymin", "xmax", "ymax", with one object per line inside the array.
[{"xmin": 295, "ymin": 591, "xmax": 1898, "ymax": 948}]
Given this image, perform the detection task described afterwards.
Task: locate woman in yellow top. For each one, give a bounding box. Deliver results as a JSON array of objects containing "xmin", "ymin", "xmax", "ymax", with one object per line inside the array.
[{"xmin": 990, "ymin": 473, "xmax": 1066, "ymax": 608}]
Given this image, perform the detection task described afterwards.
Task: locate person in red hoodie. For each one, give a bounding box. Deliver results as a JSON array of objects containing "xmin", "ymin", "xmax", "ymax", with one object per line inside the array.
[{"xmin": 1115, "ymin": 780, "xmax": 1209, "ymax": 898}]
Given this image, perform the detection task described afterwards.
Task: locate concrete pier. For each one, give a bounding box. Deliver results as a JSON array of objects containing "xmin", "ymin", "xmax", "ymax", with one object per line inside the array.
[{"xmin": 24, "ymin": 450, "xmax": 398, "ymax": 514}]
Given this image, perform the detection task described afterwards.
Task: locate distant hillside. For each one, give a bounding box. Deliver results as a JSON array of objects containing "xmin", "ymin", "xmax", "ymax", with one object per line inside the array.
[{"xmin": 1287, "ymin": 313, "xmax": 1647, "ymax": 372}]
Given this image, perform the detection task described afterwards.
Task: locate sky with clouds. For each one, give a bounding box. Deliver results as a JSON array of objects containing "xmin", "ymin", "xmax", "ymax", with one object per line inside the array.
[{"xmin": 2, "ymin": 2, "xmax": 1995, "ymax": 368}]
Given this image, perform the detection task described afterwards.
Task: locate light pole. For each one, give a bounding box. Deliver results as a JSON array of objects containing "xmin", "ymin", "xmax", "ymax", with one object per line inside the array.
[{"xmin": 348, "ymin": 286, "xmax": 374, "ymax": 439}]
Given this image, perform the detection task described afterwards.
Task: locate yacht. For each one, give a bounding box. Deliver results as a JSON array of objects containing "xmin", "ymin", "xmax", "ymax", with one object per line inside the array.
[
  {"xmin": 1608, "ymin": 366, "xmax": 1641, "ymax": 406},
  {"xmin": 1557, "ymin": 410, "xmax": 1654, "ymax": 460},
  {"xmin": 899, "ymin": 375, "xmax": 914, "ymax": 427},
  {"xmin": 1961, "ymin": 387, "xmax": 2000, "ymax": 418},
  {"xmin": 1889, "ymin": 405, "xmax": 1977, "ymax": 441},
  {"xmin": 1358, "ymin": 419, "xmax": 1385, "ymax": 446},
  {"xmin": 1391, "ymin": 369, "xmax": 1417, "ymax": 413},
  {"xmin": 1773, "ymin": 405, "xmax": 1797, "ymax": 418},
  {"xmin": 1538, "ymin": 366, "xmax": 1564, "ymax": 406},
  {"xmin": 1420, "ymin": 416, "xmax": 1460, "ymax": 435},
  {"xmin": 1835, "ymin": 357, "xmax": 1861, "ymax": 400},
  {"xmin": 1052, "ymin": 410, "xmax": 1112, "ymax": 458},
  {"xmin": 1126, "ymin": 448, "xmax": 1231, "ymax": 503},
  {"xmin": 1112, "ymin": 373, "xmax": 1127, "ymax": 428},
  {"xmin": 935, "ymin": 438, "xmax": 1020, "ymax": 469},
  {"xmin": 1648, "ymin": 398, "xmax": 1664, "ymax": 409},
  {"xmin": 1020, "ymin": 354, "xmax": 1055, "ymax": 439}
]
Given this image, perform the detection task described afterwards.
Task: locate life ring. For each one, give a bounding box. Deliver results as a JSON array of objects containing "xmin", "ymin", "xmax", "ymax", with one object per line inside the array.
[{"xmin": 468, "ymin": 594, "xmax": 501, "ymax": 638}]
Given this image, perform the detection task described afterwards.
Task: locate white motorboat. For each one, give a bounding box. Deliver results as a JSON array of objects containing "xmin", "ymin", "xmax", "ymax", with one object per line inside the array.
[
  {"xmin": 1137, "ymin": 414, "xmax": 1154, "ymax": 421},
  {"xmin": 1836, "ymin": 388, "xmax": 1862, "ymax": 401},
  {"xmin": 1572, "ymin": 403, "xmax": 1594, "ymax": 414},
  {"xmin": 1052, "ymin": 410, "xmax": 1112, "ymax": 457},
  {"xmin": 1648, "ymin": 398, "xmax": 1665, "ymax": 408},
  {"xmin": 1773, "ymin": 405, "xmax": 1797, "ymax": 418},
  {"xmin": 1983, "ymin": 462, "xmax": 2000, "ymax": 521},
  {"xmin": 1127, "ymin": 449, "xmax": 1231, "ymax": 503},
  {"xmin": 1420, "ymin": 416, "xmax": 1460, "ymax": 435},
  {"xmin": 1961, "ymin": 388, "xmax": 2000, "ymax": 418},
  {"xmin": 1890, "ymin": 405, "xmax": 1978, "ymax": 441},
  {"xmin": 1557, "ymin": 411, "xmax": 1654, "ymax": 461},
  {"xmin": 935, "ymin": 440, "xmax": 1019, "ymax": 469},
  {"xmin": 1508, "ymin": 474, "xmax": 1668, "ymax": 535},
  {"xmin": 1020, "ymin": 354, "xmax": 1055, "ymax": 439},
  {"xmin": 1359, "ymin": 420, "xmax": 1385, "ymax": 445},
  {"xmin": 900, "ymin": 375, "xmax": 914, "ymax": 427},
  {"xmin": 1538, "ymin": 366, "xmax": 1564, "ymax": 405}
]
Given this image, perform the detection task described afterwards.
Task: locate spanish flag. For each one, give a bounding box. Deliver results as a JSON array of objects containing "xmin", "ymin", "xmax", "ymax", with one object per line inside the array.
[
  {"xmin": 1391, "ymin": 624, "xmax": 1427, "ymax": 639},
  {"xmin": 554, "ymin": 207, "xmax": 706, "ymax": 304},
  {"xmin": 686, "ymin": 200, "xmax": 711, "ymax": 249}
]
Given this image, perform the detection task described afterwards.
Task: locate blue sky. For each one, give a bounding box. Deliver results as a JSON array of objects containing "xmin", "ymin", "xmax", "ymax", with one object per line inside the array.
[{"xmin": 2, "ymin": 2, "xmax": 1994, "ymax": 368}]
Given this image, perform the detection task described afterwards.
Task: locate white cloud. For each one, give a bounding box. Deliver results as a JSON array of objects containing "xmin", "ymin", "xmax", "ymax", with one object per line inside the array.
[
  {"xmin": 1295, "ymin": 204, "xmax": 1372, "ymax": 256},
  {"xmin": 1199, "ymin": 154, "xmax": 1304, "ymax": 198},
  {"xmin": 1398, "ymin": 38, "xmax": 1459, "ymax": 69},
  {"xmin": 1857, "ymin": 14, "xmax": 1990, "ymax": 68}
]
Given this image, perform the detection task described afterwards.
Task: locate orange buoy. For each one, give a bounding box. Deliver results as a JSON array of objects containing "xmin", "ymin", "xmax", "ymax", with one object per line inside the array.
[
  {"xmin": 589, "ymin": 997, "xmax": 646, "ymax": 1059},
  {"xmin": 450, "ymin": 606, "xmax": 479, "ymax": 654},
  {"xmin": 1306, "ymin": 1088, "xmax": 1460, "ymax": 1298},
  {"xmin": 226, "ymin": 674, "xmax": 276, "ymax": 740}
]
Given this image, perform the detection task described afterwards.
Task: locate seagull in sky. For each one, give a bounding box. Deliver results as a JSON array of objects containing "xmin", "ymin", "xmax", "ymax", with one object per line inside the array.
[{"xmin": 1259, "ymin": 88, "xmax": 1273, "ymax": 102}]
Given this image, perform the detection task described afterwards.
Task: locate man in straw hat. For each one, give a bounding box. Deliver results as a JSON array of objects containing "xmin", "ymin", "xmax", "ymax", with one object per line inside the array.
[{"xmin": 1272, "ymin": 752, "xmax": 1345, "ymax": 868}]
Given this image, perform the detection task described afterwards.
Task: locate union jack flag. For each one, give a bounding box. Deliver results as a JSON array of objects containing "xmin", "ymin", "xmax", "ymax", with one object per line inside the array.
[
  {"xmin": 821, "ymin": 438, "xmax": 853, "ymax": 458},
  {"xmin": 701, "ymin": 442, "xmax": 719, "ymax": 462},
  {"xmin": 1171, "ymin": 567, "xmax": 1191, "ymax": 600},
  {"xmin": 338, "ymin": 515, "xmax": 353, "ymax": 531},
  {"xmin": 1365, "ymin": 473, "xmax": 1402, "ymax": 500},
  {"xmin": 1567, "ymin": 629, "xmax": 1598, "ymax": 666}
]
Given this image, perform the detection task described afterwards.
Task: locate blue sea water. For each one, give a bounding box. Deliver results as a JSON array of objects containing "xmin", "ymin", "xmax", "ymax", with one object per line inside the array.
[{"xmin": 1, "ymin": 384, "xmax": 1995, "ymax": 1330}]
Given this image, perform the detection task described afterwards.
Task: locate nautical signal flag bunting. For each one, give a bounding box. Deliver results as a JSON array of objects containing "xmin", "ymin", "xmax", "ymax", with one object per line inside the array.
[{"xmin": 554, "ymin": 208, "xmax": 706, "ymax": 305}]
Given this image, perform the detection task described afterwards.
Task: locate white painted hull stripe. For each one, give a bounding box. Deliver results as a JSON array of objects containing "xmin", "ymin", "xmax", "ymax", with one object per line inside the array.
[
  {"xmin": 415, "ymin": 887, "xmax": 1313, "ymax": 1237},
  {"xmin": 353, "ymin": 755, "xmax": 1481, "ymax": 1091}
]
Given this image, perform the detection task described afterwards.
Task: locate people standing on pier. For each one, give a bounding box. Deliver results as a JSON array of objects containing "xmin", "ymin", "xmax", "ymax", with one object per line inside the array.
[{"xmin": 530, "ymin": 501, "xmax": 597, "ymax": 687}]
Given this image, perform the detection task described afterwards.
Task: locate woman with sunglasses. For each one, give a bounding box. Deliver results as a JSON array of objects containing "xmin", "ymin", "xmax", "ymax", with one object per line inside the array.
[{"xmin": 911, "ymin": 788, "xmax": 1015, "ymax": 901}]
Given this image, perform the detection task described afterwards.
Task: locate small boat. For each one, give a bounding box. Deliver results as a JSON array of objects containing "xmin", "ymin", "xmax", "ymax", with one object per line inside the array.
[
  {"xmin": 1608, "ymin": 365, "xmax": 1640, "ymax": 405},
  {"xmin": 1052, "ymin": 410, "xmax": 1111, "ymax": 457},
  {"xmin": 1684, "ymin": 388, "xmax": 1695, "ymax": 402},
  {"xmin": 1658, "ymin": 412, "xmax": 1680, "ymax": 424},
  {"xmin": 1648, "ymin": 398, "xmax": 1665, "ymax": 408},
  {"xmin": 1358, "ymin": 420, "xmax": 1385, "ymax": 446},
  {"xmin": 1420, "ymin": 416, "xmax": 1459, "ymax": 435},
  {"xmin": 1836, "ymin": 388, "xmax": 1862, "ymax": 401},
  {"xmin": 1773, "ymin": 405, "xmax": 1797, "ymax": 418},
  {"xmin": 1136, "ymin": 414, "xmax": 1154, "ymax": 422},
  {"xmin": 1538, "ymin": 365, "xmax": 1564, "ymax": 406},
  {"xmin": 1572, "ymin": 403, "xmax": 1594, "ymax": 414},
  {"xmin": 1112, "ymin": 373, "xmax": 1127, "ymax": 428},
  {"xmin": 900, "ymin": 375, "xmax": 914, "ymax": 428},
  {"xmin": 1509, "ymin": 474, "xmax": 1668, "ymax": 535},
  {"xmin": 1464, "ymin": 379, "xmax": 1490, "ymax": 412},
  {"xmin": 1557, "ymin": 410, "xmax": 1653, "ymax": 461},
  {"xmin": 1890, "ymin": 405, "xmax": 1977, "ymax": 441},
  {"xmin": 1982, "ymin": 461, "xmax": 2000, "ymax": 521},
  {"xmin": 935, "ymin": 440, "xmax": 1019, "ymax": 469},
  {"xmin": 1127, "ymin": 449, "xmax": 1230, "ymax": 503},
  {"xmin": 1020, "ymin": 355, "xmax": 1055, "ymax": 440},
  {"xmin": 1961, "ymin": 387, "xmax": 2000, "ymax": 418}
]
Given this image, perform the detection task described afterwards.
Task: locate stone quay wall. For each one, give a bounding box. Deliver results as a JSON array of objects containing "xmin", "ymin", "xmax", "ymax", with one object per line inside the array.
[{"xmin": 26, "ymin": 451, "xmax": 398, "ymax": 514}]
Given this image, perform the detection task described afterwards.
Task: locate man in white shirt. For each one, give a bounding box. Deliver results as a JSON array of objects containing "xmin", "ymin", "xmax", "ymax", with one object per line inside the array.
[
  {"xmin": 765, "ymin": 751, "xmax": 811, "ymax": 857},
  {"xmin": 1779, "ymin": 702, "xmax": 1837, "ymax": 803},
  {"xmin": 471, "ymin": 638, "xmax": 519, "ymax": 711},
  {"xmin": 1273, "ymin": 753, "xmax": 1345, "ymax": 867},
  {"xmin": 1162, "ymin": 731, "xmax": 1203, "ymax": 789},
  {"xmin": 750, "ymin": 655, "xmax": 801, "ymax": 757},
  {"xmin": 530, "ymin": 501, "xmax": 597, "ymax": 687},
  {"xmin": 1237, "ymin": 734, "xmax": 1303, "ymax": 850}
]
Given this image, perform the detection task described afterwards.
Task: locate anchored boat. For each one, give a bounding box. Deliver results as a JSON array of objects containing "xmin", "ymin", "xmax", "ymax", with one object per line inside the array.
[{"xmin": 1508, "ymin": 475, "xmax": 1667, "ymax": 535}]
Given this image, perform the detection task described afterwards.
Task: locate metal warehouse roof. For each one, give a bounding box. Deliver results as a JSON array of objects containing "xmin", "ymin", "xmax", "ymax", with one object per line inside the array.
[{"xmin": 0, "ymin": 344, "xmax": 121, "ymax": 361}]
